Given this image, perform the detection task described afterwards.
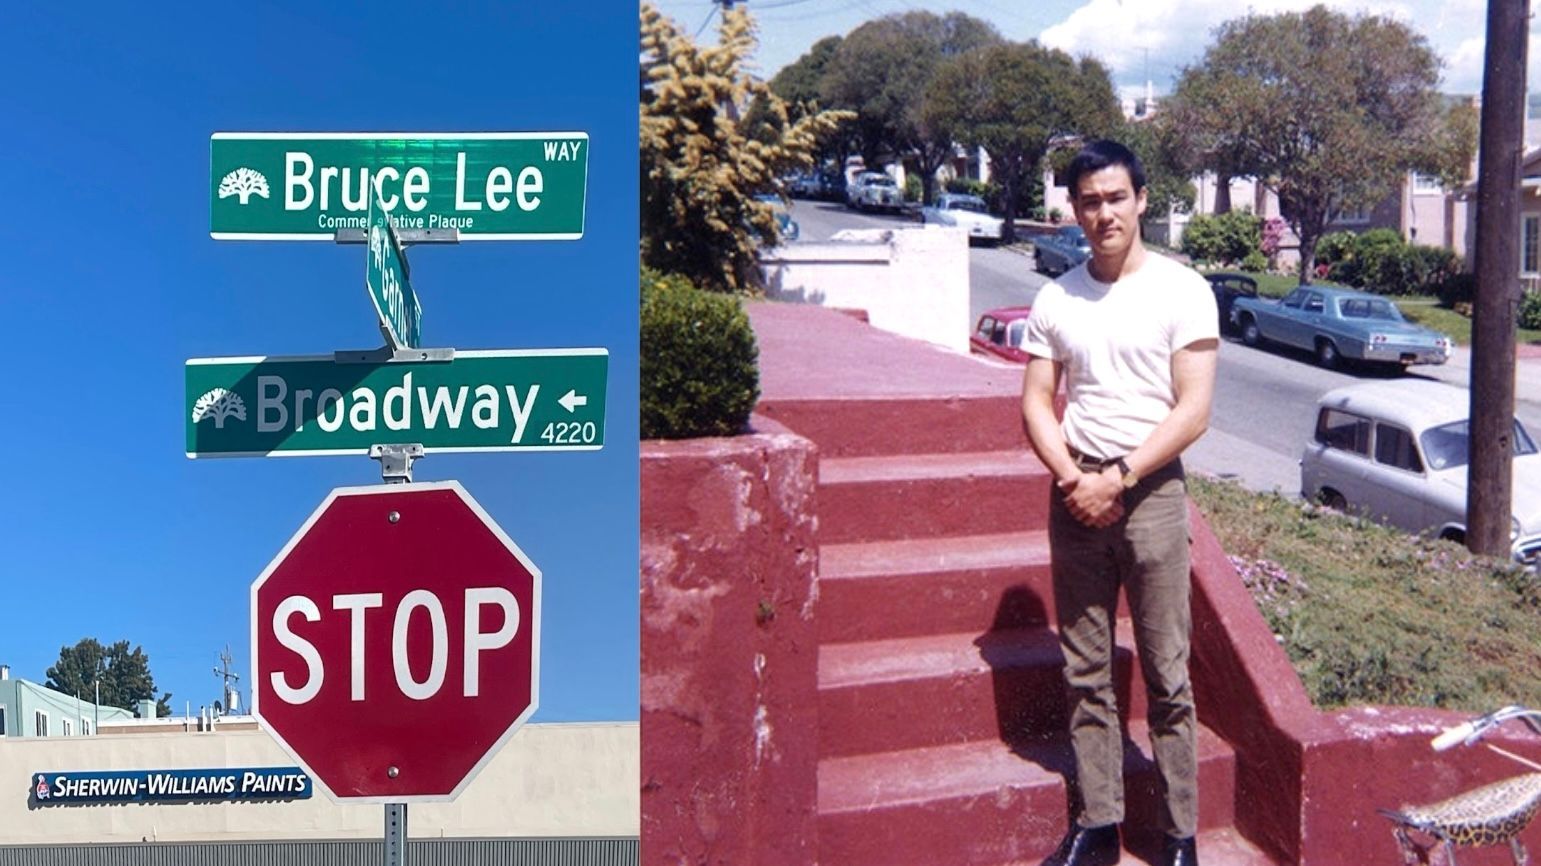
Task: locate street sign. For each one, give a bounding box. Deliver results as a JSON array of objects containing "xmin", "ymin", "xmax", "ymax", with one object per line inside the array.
[
  {"xmin": 210, "ymin": 132, "xmax": 588, "ymax": 240},
  {"xmin": 185, "ymin": 348, "xmax": 607, "ymax": 457},
  {"xmin": 251, "ymin": 482, "xmax": 539, "ymax": 801},
  {"xmin": 366, "ymin": 189, "xmax": 421, "ymax": 349}
]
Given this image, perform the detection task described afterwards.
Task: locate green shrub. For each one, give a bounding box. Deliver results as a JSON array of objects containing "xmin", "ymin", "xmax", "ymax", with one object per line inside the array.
[
  {"xmin": 1436, "ymin": 272, "xmax": 1476, "ymax": 309},
  {"xmin": 1320, "ymin": 228, "xmax": 1463, "ymax": 296},
  {"xmin": 641, "ymin": 269, "xmax": 761, "ymax": 439},
  {"xmin": 1241, "ymin": 249, "xmax": 1268, "ymax": 273},
  {"xmin": 945, "ymin": 177, "xmax": 989, "ymax": 198},
  {"xmin": 1314, "ymin": 231, "xmax": 1357, "ymax": 269},
  {"xmin": 1181, "ymin": 211, "xmax": 1262, "ymax": 265},
  {"xmin": 904, "ymin": 173, "xmax": 923, "ymax": 202},
  {"xmin": 1521, "ymin": 291, "xmax": 1541, "ymax": 330}
]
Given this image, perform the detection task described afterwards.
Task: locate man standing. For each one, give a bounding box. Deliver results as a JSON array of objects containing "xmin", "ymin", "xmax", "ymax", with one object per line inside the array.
[{"xmin": 1020, "ymin": 140, "xmax": 1218, "ymax": 866}]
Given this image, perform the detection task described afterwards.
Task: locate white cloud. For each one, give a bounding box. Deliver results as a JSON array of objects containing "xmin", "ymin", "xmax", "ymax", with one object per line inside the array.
[{"xmin": 1038, "ymin": 0, "xmax": 1503, "ymax": 93}]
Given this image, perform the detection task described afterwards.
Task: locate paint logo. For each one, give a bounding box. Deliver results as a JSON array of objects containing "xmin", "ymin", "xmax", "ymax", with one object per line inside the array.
[
  {"xmin": 34, "ymin": 775, "xmax": 50, "ymax": 800},
  {"xmin": 218, "ymin": 167, "xmax": 270, "ymax": 205}
]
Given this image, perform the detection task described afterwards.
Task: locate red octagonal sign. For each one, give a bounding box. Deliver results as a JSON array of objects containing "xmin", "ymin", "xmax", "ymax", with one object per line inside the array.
[{"xmin": 251, "ymin": 481, "xmax": 539, "ymax": 802}]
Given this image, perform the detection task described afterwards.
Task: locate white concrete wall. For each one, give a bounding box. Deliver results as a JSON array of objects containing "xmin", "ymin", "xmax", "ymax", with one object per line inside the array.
[
  {"xmin": 0, "ymin": 722, "xmax": 637, "ymax": 845},
  {"xmin": 759, "ymin": 226, "xmax": 971, "ymax": 354}
]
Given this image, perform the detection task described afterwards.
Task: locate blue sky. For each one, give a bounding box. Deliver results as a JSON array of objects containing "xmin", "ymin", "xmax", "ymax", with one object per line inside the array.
[{"xmin": 0, "ymin": 3, "xmax": 638, "ymax": 722}]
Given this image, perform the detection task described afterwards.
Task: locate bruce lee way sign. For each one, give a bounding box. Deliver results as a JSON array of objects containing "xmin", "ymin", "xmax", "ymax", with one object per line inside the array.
[
  {"xmin": 251, "ymin": 482, "xmax": 539, "ymax": 801},
  {"xmin": 210, "ymin": 132, "xmax": 589, "ymax": 240}
]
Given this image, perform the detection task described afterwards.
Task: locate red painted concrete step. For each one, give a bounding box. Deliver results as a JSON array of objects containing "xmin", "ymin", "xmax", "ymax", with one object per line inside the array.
[
  {"xmin": 819, "ymin": 450, "xmax": 1053, "ymax": 545},
  {"xmin": 819, "ymin": 530, "xmax": 1058, "ymax": 642},
  {"xmin": 819, "ymin": 622, "xmax": 1149, "ymax": 759},
  {"xmin": 982, "ymin": 827, "xmax": 1281, "ymax": 866},
  {"xmin": 817, "ymin": 721, "xmax": 1238, "ymax": 866},
  {"xmin": 757, "ymin": 395, "xmax": 1028, "ymax": 458}
]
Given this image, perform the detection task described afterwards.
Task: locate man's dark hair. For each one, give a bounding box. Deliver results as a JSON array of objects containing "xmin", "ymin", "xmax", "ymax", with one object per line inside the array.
[{"xmin": 1065, "ymin": 139, "xmax": 1146, "ymax": 198}]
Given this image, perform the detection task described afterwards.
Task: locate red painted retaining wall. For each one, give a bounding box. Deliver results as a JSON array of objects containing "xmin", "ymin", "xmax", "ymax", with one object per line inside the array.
[{"xmin": 640, "ymin": 416, "xmax": 820, "ymax": 866}]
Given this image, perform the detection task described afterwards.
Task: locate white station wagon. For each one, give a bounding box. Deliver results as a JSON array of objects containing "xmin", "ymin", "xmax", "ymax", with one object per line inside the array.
[{"xmin": 1300, "ymin": 379, "xmax": 1541, "ymax": 569}]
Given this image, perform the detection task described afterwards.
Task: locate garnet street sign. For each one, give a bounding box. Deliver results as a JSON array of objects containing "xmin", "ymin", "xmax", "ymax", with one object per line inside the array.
[
  {"xmin": 366, "ymin": 189, "xmax": 421, "ymax": 350},
  {"xmin": 210, "ymin": 132, "xmax": 588, "ymax": 240},
  {"xmin": 251, "ymin": 482, "xmax": 539, "ymax": 801},
  {"xmin": 185, "ymin": 349, "xmax": 607, "ymax": 457}
]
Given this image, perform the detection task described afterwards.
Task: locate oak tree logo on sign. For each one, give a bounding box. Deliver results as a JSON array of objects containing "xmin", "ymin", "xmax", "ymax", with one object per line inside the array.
[
  {"xmin": 34, "ymin": 775, "xmax": 49, "ymax": 800},
  {"xmin": 218, "ymin": 167, "xmax": 270, "ymax": 205},
  {"xmin": 193, "ymin": 388, "xmax": 247, "ymax": 428}
]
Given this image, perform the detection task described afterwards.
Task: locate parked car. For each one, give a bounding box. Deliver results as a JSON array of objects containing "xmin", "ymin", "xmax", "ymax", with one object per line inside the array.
[
  {"xmin": 1230, "ymin": 285, "xmax": 1451, "ymax": 370},
  {"xmin": 920, "ymin": 193, "xmax": 1004, "ymax": 244},
  {"xmin": 846, "ymin": 171, "xmax": 903, "ymax": 212},
  {"xmin": 970, "ymin": 306, "xmax": 1034, "ymax": 363},
  {"xmin": 1300, "ymin": 379, "xmax": 1541, "ymax": 569},
  {"xmin": 1205, "ymin": 272, "xmax": 1258, "ymax": 335},
  {"xmin": 786, "ymin": 172, "xmax": 820, "ymax": 199},
  {"xmin": 752, "ymin": 194, "xmax": 799, "ymax": 244},
  {"xmin": 1033, "ymin": 226, "xmax": 1092, "ymax": 275}
]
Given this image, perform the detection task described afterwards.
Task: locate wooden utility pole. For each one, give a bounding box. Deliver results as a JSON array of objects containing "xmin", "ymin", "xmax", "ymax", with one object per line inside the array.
[{"xmin": 1467, "ymin": 0, "xmax": 1530, "ymax": 556}]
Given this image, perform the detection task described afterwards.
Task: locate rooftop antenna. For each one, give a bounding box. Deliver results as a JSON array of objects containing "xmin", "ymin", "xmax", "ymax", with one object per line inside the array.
[{"xmin": 213, "ymin": 645, "xmax": 242, "ymax": 717}]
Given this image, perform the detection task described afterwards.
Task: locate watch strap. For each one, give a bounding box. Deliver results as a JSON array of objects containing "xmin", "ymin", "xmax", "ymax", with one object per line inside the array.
[{"xmin": 1114, "ymin": 457, "xmax": 1138, "ymax": 489}]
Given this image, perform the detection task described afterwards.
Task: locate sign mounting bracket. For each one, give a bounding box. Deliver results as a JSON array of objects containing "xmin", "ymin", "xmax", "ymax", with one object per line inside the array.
[
  {"xmin": 335, "ymin": 228, "xmax": 461, "ymax": 247},
  {"xmin": 370, "ymin": 444, "xmax": 425, "ymax": 484},
  {"xmin": 333, "ymin": 346, "xmax": 456, "ymax": 365}
]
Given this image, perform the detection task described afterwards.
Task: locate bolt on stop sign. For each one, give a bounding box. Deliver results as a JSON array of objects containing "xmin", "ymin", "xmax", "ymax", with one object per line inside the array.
[{"xmin": 251, "ymin": 481, "xmax": 539, "ymax": 802}]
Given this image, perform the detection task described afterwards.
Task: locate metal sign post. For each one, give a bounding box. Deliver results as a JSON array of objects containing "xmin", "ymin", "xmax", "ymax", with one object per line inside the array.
[{"xmin": 385, "ymin": 802, "xmax": 407, "ymax": 866}]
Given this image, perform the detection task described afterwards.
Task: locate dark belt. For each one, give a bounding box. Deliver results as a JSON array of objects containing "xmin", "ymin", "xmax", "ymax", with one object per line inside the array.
[{"xmin": 1067, "ymin": 445, "xmax": 1119, "ymax": 472}]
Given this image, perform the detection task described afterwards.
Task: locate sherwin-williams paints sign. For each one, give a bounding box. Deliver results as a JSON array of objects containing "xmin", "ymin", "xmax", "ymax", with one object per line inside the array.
[
  {"xmin": 209, "ymin": 132, "xmax": 589, "ymax": 240},
  {"xmin": 31, "ymin": 768, "xmax": 312, "ymax": 804}
]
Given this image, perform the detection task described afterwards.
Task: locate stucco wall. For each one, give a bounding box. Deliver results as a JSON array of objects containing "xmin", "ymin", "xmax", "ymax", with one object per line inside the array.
[
  {"xmin": 760, "ymin": 227, "xmax": 970, "ymax": 354},
  {"xmin": 640, "ymin": 419, "xmax": 820, "ymax": 866},
  {"xmin": 0, "ymin": 722, "xmax": 638, "ymax": 845}
]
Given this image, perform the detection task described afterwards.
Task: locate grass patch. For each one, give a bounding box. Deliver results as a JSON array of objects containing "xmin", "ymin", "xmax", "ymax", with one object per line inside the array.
[{"xmin": 1190, "ymin": 474, "xmax": 1541, "ymax": 711}]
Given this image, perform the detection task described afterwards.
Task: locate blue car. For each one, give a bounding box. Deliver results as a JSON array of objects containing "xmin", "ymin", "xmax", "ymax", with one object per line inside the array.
[
  {"xmin": 1230, "ymin": 285, "xmax": 1451, "ymax": 370},
  {"xmin": 1033, "ymin": 226, "xmax": 1091, "ymax": 276}
]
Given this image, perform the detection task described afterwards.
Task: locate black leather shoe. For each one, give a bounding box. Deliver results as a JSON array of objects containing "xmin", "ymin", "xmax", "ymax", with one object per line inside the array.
[
  {"xmin": 1040, "ymin": 823, "xmax": 1119, "ymax": 866},
  {"xmin": 1161, "ymin": 834, "xmax": 1198, "ymax": 866}
]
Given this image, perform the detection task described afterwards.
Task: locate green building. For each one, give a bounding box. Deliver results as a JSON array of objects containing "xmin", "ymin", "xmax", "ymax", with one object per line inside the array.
[{"xmin": 0, "ymin": 666, "xmax": 133, "ymax": 738}]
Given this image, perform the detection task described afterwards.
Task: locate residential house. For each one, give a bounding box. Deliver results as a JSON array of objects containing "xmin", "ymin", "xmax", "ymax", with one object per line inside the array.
[{"xmin": 0, "ymin": 664, "xmax": 133, "ymax": 738}]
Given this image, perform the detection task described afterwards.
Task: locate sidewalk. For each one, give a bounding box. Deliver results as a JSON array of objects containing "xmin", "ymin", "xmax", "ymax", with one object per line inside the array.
[{"xmin": 1421, "ymin": 342, "xmax": 1541, "ymax": 410}]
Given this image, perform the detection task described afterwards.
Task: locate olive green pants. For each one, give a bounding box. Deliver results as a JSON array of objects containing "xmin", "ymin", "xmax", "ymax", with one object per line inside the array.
[{"xmin": 1048, "ymin": 463, "xmax": 1197, "ymax": 838}]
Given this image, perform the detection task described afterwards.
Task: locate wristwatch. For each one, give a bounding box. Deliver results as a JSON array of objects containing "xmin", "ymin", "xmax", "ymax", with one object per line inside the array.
[{"xmin": 1113, "ymin": 457, "xmax": 1139, "ymax": 489}]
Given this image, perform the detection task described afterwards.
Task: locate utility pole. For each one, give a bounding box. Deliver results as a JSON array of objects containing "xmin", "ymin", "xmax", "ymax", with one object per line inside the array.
[
  {"xmin": 212, "ymin": 645, "xmax": 241, "ymax": 715},
  {"xmin": 1467, "ymin": 0, "xmax": 1530, "ymax": 557}
]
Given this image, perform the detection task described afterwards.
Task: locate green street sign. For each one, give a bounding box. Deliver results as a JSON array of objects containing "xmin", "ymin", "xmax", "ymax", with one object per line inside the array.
[
  {"xmin": 186, "ymin": 349, "xmax": 607, "ymax": 457},
  {"xmin": 366, "ymin": 189, "xmax": 421, "ymax": 349},
  {"xmin": 209, "ymin": 133, "xmax": 588, "ymax": 240}
]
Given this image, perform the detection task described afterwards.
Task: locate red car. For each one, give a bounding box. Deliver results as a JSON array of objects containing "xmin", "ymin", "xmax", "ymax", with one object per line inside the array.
[{"xmin": 970, "ymin": 306, "xmax": 1034, "ymax": 363}]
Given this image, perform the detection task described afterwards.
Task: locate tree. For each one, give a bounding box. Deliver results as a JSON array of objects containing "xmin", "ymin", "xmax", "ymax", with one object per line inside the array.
[
  {"xmin": 1159, "ymin": 62, "xmax": 1254, "ymax": 214},
  {"xmin": 640, "ymin": 4, "xmax": 848, "ymax": 293},
  {"xmin": 1120, "ymin": 117, "xmax": 1196, "ymax": 222},
  {"xmin": 46, "ymin": 638, "xmax": 172, "ymax": 717},
  {"xmin": 1166, "ymin": 5, "xmax": 1478, "ymax": 284},
  {"xmin": 818, "ymin": 11, "xmax": 1001, "ymax": 203},
  {"xmin": 925, "ymin": 42, "xmax": 1121, "ymax": 243},
  {"xmin": 770, "ymin": 35, "xmax": 842, "ymax": 118}
]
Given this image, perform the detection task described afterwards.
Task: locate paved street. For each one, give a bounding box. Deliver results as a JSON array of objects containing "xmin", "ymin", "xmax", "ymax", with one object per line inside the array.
[{"xmin": 781, "ymin": 199, "xmax": 1541, "ymax": 497}]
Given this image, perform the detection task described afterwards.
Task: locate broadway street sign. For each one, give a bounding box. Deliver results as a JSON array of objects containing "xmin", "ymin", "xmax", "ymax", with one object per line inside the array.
[
  {"xmin": 210, "ymin": 133, "xmax": 588, "ymax": 240},
  {"xmin": 366, "ymin": 189, "xmax": 421, "ymax": 349},
  {"xmin": 186, "ymin": 349, "xmax": 607, "ymax": 457}
]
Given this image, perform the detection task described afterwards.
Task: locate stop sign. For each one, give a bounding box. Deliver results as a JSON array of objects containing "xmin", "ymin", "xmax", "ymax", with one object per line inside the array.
[{"xmin": 251, "ymin": 481, "xmax": 539, "ymax": 802}]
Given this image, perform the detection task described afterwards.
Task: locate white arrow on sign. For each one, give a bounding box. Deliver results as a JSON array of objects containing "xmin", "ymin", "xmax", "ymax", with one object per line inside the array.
[{"xmin": 558, "ymin": 390, "xmax": 588, "ymax": 413}]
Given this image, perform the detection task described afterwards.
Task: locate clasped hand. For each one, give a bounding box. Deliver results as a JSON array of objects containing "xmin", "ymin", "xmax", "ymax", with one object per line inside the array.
[{"xmin": 1057, "ymin": 468, "xmax": 1125, "ymax": 528}]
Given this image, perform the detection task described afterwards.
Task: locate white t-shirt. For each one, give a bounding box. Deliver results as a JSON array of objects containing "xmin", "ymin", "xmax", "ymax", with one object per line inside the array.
[{"xmin": 1020, "ymin": 252, "xmax": 1218, "ymax": 460}]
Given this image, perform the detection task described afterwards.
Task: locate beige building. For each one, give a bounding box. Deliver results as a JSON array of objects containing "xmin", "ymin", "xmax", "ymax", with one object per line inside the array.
[{"xmin": 0, "ymin": 721, "xmax": 637, "ymax": 863}]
